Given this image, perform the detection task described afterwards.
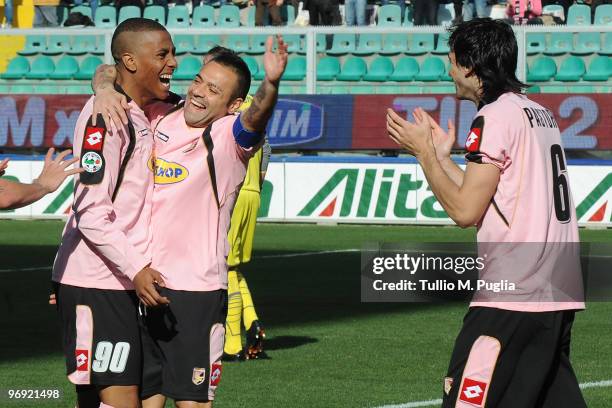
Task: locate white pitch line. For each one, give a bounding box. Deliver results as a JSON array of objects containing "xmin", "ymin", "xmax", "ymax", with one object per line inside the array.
[
  {"xmin": 373, "ymin": 379, "xmax": 612, "ymax": 408},
  {"xmin": 257, "ymin": 249, "xmax": 360, "ymax": 259}
]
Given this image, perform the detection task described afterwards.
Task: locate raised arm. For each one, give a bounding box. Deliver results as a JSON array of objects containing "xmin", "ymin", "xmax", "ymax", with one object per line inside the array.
[{"xmin": 91, "ymin": 64, "xmax": 130, "ymax": 129}]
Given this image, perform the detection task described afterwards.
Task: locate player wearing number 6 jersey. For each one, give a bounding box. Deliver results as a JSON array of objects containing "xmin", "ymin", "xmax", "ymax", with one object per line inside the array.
[{"xmin": 386, "ymin": 18, "xmax": 586, "ymax": 408}]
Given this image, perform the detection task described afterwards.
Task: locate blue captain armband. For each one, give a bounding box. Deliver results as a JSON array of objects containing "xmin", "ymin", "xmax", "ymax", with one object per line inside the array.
[{"xmin": 233, "ymin": 115, "xmax": 264, "ymax": 148}]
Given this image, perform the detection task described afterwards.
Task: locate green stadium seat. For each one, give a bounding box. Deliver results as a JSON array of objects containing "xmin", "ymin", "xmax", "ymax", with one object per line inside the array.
[
  {"xmin": 316, "ymin": 57, "xmax": 340, "ymax": 80},
  {"xmin": 363, "ymin": 56, "xmax": 393, "ymax": 82},
  {"xmin": 403, "ymin": 7, "xmax": 414, "ymax": 26},
  {"xmin": 49, "ymin": 56, "xmax": 79, "ymax": 80},
  {"xmin": 601, "ymin": 32, "xmax": 612, "ymax": 56},
  {"xmin": 174, "ymin": 35, "xmax": 196, "ymax": 55},
  {"xmin": 95, "ymin": 6, "xmax": 117, "ymax": 28},
  {"xmin": 555, "ymin": 56, "xmax": 586, "ymax": 81},
  {"xmin": 388, "ymin": 57, "xmax": 418, "ymax": 81},
  {"xmin": 71, "ymin": 5, "xmax": 92, "ymax": 19},
  {"xmin": 415, "ymin": 57, "xmax": 445, "ymax": 81},
  {"xmin": 380, "ymin": 34, "xmax": 408, "ymax": 55},
  {"xmin": 118, "ymin": 6, "xmax": 141, "ymax": 23},
  {"xmin": 218, "ymin": 5, "xmax": 241, "ymax": 27},
  {"xmin": 433, "ymin": 31, "xmax": 450, "ymax": 55},
  {"xmin": 526, "ymin": 33, "xmax": 546, "ymax": 55},
  {"xmin": 542, "ymin": 4, "xmax": 564, "ymax": 21},
  {"xmin": 317, "ymin": 34, "xmax": 327, "ymax": 52},
  {"xmin": 280, "ymin": 4, "xmax": 295, "ymax": 25},
  {"xmin": 143, "ymin": 5, "xmax": 165, "ymax": 24},
  {"xmin": 583, "ymin": 56, "xmax": 611, "ymax": 81},
  {"xmin": 282, "ymin": 56, "xmax": 306, "ymax": 80},
  {"xmin": 242, "ymin": 56, "xmax": 260, "ymax": 78},
  {"xmin": 173, "ymin": 56, "xmax": 201, "ymax": 80},
  {"xmin": 57, "ymin": 6, "xmax": 69, "ymax": 26},
  {"xmin": 246, "ymin": 6, "xmax": 255, "ymax": 26},
  {"xmin": 74, "ymin": 56, "xmax": 103, "ymax": 80},
  {"xmin": 68, "ymin": 35, "xmax": 98, "ymax": 55},
  {"xmin": 226, "ymin": 35, "xmax": 250, "ymax": 53},
  {"xmin": 283, "ymin": 34, "xmax": 302, "ymax": 53},
  {"xmin": 378, "ymin": 5, "xmax": 402, "ymax": 27},
  {"xmin": 248, "ymin": 35, "xmax": 268, "ymax": 55},
  {"xmin": 18, "ymin": 36, "xmax": 46, "ymax": 56},
  {"xmin": 441, "ymin": 62, "xmax": 452, "ymax": 81},
  {"xmin": 43, "ymin": 35, "xmax": 71, "ymax": 55},
  {"xmin": 192, "ymin": 5, "xmax": 214, "ymax": 28},
  {"xmin": 353, "ymin": 34, "xmax": 382, "ymax": 56},
  {"xmin": 91, "ymin": 37, "xmax": 106, "ymax": 56},
  {"xmin": 407, "ymin": 34, "xmax": 435, "ymax": 55},
  {"xmin": 573, "ymin": 32, "xmax": 600, "ymax": 55},
  {"xmin": 527, "ymin": 56, "xmax": 557, "ymax": 81},
  {"xmin": 0, "ymin": 56, "xmax": 30, "ymax": 79},
  {"xmin": 545, "ymin": 33, "xmax": 573, "ymax": 55},
  {"xmin": 25, "ymin": 56, "xmax": 55, "ymax": 79},
  {"xmin": 594, "ymin": 4, "xmax": 612, "ymax": 25},
  {"xmin": 194, "ymin": 35, "xmax": 221, "ymax": 55},
  {"xmin": 327, "ymin": 34, "xmax": 356, "ymax": 56},
  {"xmin": 167, "ymin": 6, "xmax": 190, "ymax": 28},
  {"xmin": 567, "ymin": 4, "xmax": 591, "ymax": 25}
]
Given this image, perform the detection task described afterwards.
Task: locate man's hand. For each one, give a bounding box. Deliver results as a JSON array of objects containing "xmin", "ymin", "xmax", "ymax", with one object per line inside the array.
[
  {"xmin": 0, "ymin": 158, "xmax": 8, "ymax": 177},
  {"xmin": 33, "ymin": 148, "xmax": 83, "ymax": 194},
  {"xmin": 275, "ymin": 0, "xmax": 284, "ymax": 6},
  {"xmin": 386, "ymin": 108, "xmax": 435, "ymax": 159},
  {"xmin": 133, "ymin": 267, "xmax": 170, "ymax": 307},
  {"xmin": 93, "ymin": 86, "xmax": 130, "ymax": 131},
  {"xmin": 263, "ymin": 35, "xmax": 288, "ymax": 84},
  {"xmin": 413, "ymin": 108, "xmax": 456, "ymax": 162}
]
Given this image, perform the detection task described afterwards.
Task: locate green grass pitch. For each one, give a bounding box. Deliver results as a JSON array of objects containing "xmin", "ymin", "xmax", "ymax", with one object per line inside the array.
[{"xmin": 0, "ymin": 220, "xmax": 611, "ymax": 407}]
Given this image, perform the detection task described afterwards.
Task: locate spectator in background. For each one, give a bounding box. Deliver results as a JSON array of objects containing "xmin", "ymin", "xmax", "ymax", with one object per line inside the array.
[
  {"xmin": 115, "ymin": 0, "xmax": 145, "ymax": 11},
  {"xmin": 253, "ymin": 0, "xmax": 283, "ymax": 26},
  {"xmin": 462, "ymin": 0, "xmax": 489, "ymax": 20},
  {"xmin": 2, "ymin": 0, "xmax": 13, "ymax": 28},
  {"xmin": 381, "ymin": 0, "xmax": 406, "ymax": 22},
  {"xmin": 73, "ymin": 0, "xmax": 98, "ymax": 18},
  {"xmin": 307, "ymin": 0, "xmax": 341, "ymax": 25},
  {"xmin": 507, "ymin": 0, "xmax": 542, "ymax": 24},
  {"xmin": 413, "ymin": 0, "xmax": 438, "ymax": 25},
  {"xmin": 452, "ymin": 0, "xmax": 463, "ymax": 23},
  {"xmin": 176, "ymin": 0, "xmax": 226, "ymax": 8},
  {"xmin": 345, "ymin": 0, "xmax": 367, "ymax": 25}
]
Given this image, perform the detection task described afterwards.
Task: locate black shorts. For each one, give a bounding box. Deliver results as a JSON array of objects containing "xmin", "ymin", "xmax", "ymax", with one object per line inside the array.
[
  {"xmin": 54, "ymin": 283, "xmax": 141, "ymax": 386},
  {"xmin": 442, "ymin": 307, "xmax": 586, "ymax": 408},
  {"xmin": 140, "ymin": 288, "xmax": 227, "ymax": 402}
]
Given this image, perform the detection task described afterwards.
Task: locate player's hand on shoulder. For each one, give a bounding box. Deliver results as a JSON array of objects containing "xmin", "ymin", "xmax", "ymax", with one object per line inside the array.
[
  {"xmin": 93, "ymin": 85, "xmax": 130, "ymax": 133},
  {"xmin": 134, "ymin": 266, "xmax": 170, "ymax": 307},
  {"xmin": 263, "ymin": 35, "xmax": 288, "ymax": 83},
  {"xmin": 34, "ymin": 148, "xmax": 83, "ymax": 194}
]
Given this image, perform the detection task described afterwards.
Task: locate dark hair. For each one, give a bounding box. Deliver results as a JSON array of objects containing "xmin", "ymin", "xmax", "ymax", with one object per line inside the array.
[
  {"xmin": 111, "ymin": 18, "xmax": 168, "ymax": 62},
  {"xmin": 448, "ymin": 18, "xmax": 526, "ymax": 103},
  {"xmin": 207, "ymin": 52, "xmax": 251, "ymax": 101},
  {"xmin": 205, "ymin": 45, "xmax": 234, "ymax": 59}
]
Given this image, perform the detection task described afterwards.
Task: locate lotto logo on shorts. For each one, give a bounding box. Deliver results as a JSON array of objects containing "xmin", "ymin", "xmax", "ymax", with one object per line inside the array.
[
  {"xmin": 210, "ymin": 362, "xmax": 222, "ymax": 387},
  {"xmin": 459, "ymin": 378, "xmax": 487, "ymax": 406},
  {"xmin": 75, "ymin": 350, "xmax": 89, "ymax": 372},
  {"xmin": 84, "ymin": 127, "xmax": 105, "ymax": 151}
]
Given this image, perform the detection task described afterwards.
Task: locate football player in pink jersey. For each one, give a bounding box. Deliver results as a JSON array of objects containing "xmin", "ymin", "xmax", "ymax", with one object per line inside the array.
[{"xmin": 387, "ymin": 18, "xmax": 586, "ymax": 408}]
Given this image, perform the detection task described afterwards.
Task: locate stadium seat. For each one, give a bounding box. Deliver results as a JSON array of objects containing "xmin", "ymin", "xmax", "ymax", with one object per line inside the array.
[
  {"xmin": 283, "ymin": 34, "xmax": 302, "ymax": 53},
  {"xmin": 218, "ymin": 5, "xmax": 241, "ymax": 27},
  {"xmin": 526, "ymin": 33, "xmax": 546, "ymax": 55},
  {"xmin": 173, "ymin": 56, "xmax": 201, "ymax": 80},
  {"xmin": 18, "ymin": 36, "xmax": 47, "ymax": 56},
  {"xmin": 167, "ymin": 6, "xmax": 190, "ymax": 28},
  {"xmin": 527, "ymin": 57, "xmax": 557, "ymax": 81},
  {"xmin": 194, "ymin": 35, "xmax": 221, "ymax": 54},
  {"xmin": 378, "ymin": 5, "xmax": 402, "ymax": 27},
  {"xmin": 601, "ymin": 32, "xmax": 612, "ymax": 56},
  {"xmin": 380, "ymin": 33, "xmax": 408, "ymax": 55},
  {"xmin": 226, "ymin": 35, "xmax": 250, "ymax": 53},
  {"xmin": 44, "ymin": 35, "xmax": 71, "ymax": 55},
  {"xmin": 327, "ymin": 34, "xmax": 356, "ymax": 56},
  {"xmin": 583, "ymin": 56, "xmax": 611, "ymax": 81},
  {"xmin": 573, "ymin": 32, "xmax": 601, "ymax": 55},
  {"xmin": 49, "ymin": 56, "xmax": 79, "ymax": 80},
  {"xmin": 363, "ymin": 56, "xmax": 393, "ymax": 82},
  {"xmin": 242, "ymin": 56, "xmax": 260, "ymax": 78},
  {"xmin": 174, "ymin": 35, "xmax": 197, "ymax": 55},
  {"xmin": 403, "ymin": 7, "xmax": 414, "ymax": 27},
  {"xmin": 25, "ymin": 56, "xmax": 55, "ymax": 79},
  {"xmin": 594, "ymin": 4, "xmax": 612, "ymax": 25},
  {"xmin": 192, "ymin": 5, "xmax": 215, "ymax": 28},
  {"xmin": 544, "ymin": 33, "xmax": 573, "ymax": 55},
  {"xmin": 567, "ymin": 4, "xmax": 591, "ymax": 25},
  {"xmin": 433, "ymin": 31, "xmax": 450, "ymax": 55},
  {"xmin": 248, "ymin": 35, "xmax": 268, "ymax": 55},
  {"xmin": 74, "ymin": 56, "xmax": 103, "ymax": 80},
  {"xmin": 542, "ymin": 4, "xmax": 565, "ymax": 22},
  {"xmin": 388, "ymin": 57, "xmax": 419, "ymax": 81},
  {"xmin": 280, "ymin": 4, "xmax": 296, "ymax": 25},
  {"xmin": 282, "ymin": 56, "xmax": 306, "ymax": 81},
  {"xmin": 316, "ymin": 57, "xmax": 340, "ymax": 80},
  {"xmin": 71, "ymin": 5, "xmax": 92, "ymax": 19},
  {"xmin": 353, "ymin": 34, "xmax": 382, "ymax": 56},
  {"xmin": 118, "ymin": 6, "xmax": 141, "ymax": 23},
  {"xmin": 95, "ymin": 6, "xmax": 117, "ymax": 28},
  {"xmin": 416, "ymin": 57, "xmax": 445, "ymax": 81},
  {"xmin": 143, "ymin": 5, "xmax": 166, "ymax": 24},
  {"xmin": 407, "ymin": 34, "xmax": 435, "ymax": 55},
  {"xmin": 337, "ymin": 57, "xmax": 366, "ymax": 81},
  {"xmin": 68, "ymin": 35, "xmax": 98, "ymax": 55},
  {"xmin": 316, "ymin": 34, "xmax": 327, "ymax": 52},
  {"xmin": 555, "ymin": 56, "xmax": 586, "ymax": 81},
  {"xmin": 91, "ymin": 37, "xmax": 106, "ymax": 56},
  {"xmin": 246, "ymin": 6, "xmax": 256, "ymax": 26},
  {"xmin": 0, "ymin": 56, "xmax": 30, "ymax": 79},
  {"xmin": 441, "ymin": 62, "xmax": 452, "ymax": 81}
]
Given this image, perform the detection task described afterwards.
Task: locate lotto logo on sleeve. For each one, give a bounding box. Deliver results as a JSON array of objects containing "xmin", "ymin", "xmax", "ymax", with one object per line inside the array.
[
  {"xmin": 459, "ymin": 378, "xmax": 487, "ymax": 406},
  {"xmin": 75, "ymin": 350, "xmax": 89, "ymax": 372},
  {"xmin": 210, "ymin": 362, "xmax": 222, "ymax": 386},
  {"xmin": 84, "ymin": 127, "xmax": 105, "ymax": 151},
  {"xmin": 465, "ymin": 116, "xmax": 484, "ymax": 153}
]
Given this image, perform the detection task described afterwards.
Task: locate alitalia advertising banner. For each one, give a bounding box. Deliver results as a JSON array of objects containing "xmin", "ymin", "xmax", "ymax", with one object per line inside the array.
[{"xmin": 2, "ymin": 159, "xmax": 611, "ymax": 227}]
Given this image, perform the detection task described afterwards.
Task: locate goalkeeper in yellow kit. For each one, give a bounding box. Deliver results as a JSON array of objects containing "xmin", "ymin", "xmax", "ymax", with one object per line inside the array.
[{"xmin": 223, "ymin": 93, "xmax": 272, "ymax": 361}]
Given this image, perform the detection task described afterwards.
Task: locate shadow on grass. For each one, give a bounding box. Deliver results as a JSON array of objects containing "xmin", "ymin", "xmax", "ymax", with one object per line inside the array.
[{"xmin": 265, "ymin": 335, "xmax": 319, "ymax": 351}]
